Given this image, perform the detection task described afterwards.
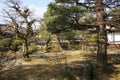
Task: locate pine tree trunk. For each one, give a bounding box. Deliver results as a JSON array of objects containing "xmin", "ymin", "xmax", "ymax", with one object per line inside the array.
[{"xmin": 95, "ymin": 0, "xmax": 108, "ymax": 67}]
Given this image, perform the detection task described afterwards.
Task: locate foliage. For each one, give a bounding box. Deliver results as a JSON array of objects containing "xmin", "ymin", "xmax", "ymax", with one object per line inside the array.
[
  {"xmin": 11, "ymin": 39, "xmax": 23, "ymax": 51},
  {"xmin": 92, "ymin": 34, "xmax": 97, "ymax": 42},
  {"xmin": 0, "ymin": 38, "xmax": 23, "ymax": 51},
  {"xmin": 28, "ymin": 43, "xmax": 39, "ymax": 54},
  {"xmin": 43, "ymin": 2, "xmax": 87, "ymax": 33},
  {"xmin": 0, "ymin": 38, "xmax": 11, "ymax": 48},
  {"xmin": 59, "ymin": 31, "xmax": 76, "ymax": 41},
  {"xmin": 84, "ymin": 14, "xmax": 96, "ymax": 24},
  {"xmin": 39, "ymin": 25, "xmax": 52, "ymax": 40},
  {"xmin": 109, "ymin": 9, "xmax": 120, "ymax": 29},
  {"xmin": 12, "ymin": 39, "xmax": 23, "ymax": 46}
]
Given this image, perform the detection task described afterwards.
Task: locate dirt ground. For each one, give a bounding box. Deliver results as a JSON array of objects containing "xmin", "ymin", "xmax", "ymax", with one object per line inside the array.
[{"xmin": 1, "ymin": 50, "xmax": 120, "ymax": 80}]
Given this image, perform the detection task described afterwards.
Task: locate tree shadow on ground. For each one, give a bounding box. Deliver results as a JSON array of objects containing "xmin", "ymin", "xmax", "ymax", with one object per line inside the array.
[
  {"xmin": 1, "ymin": 64, "xmax": 53, "ymax": 80},
  {"xmin": 0, "ymin": 60, "xmax": 111, "ymax": 80},
  {"xmin": 69, "ymin": 60, "xmax": 117, "ymax": 80},
  {"xmin": 0, "ymin": 59, "xmax": 95, "ymax": 80},
  {"xmin": 77, "ymin": 53, "xmax": 120, "ymax": 80},
  {"xmin": 108, "ymin": 54, "xmax": 120, "ymax": 65},
  {"xmin": 69, "ymin": 60, "xmax": 95, "ymax": 80}
]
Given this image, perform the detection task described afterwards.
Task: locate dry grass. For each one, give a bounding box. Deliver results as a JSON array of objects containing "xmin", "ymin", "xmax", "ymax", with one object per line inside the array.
[{"xmin": 1, "ymin": 50, "xmax": 120, "ymax": 80}]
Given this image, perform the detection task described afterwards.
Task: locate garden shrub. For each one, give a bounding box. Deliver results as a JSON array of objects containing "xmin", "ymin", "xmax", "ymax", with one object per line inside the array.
[
  {"xmin": 0, "ymin": 38, "xmax": 11, "ymax": 48},
  {"xmin": 0, "ymin": 38, "xmax": 23, "ymax": 52},
  {"xmin": 61, "ymin": 42, "xmax": 69, "ymax": 50},
  {"xmin": 11, "ymin": 39, "xmax": 23, "ymax": 51},
  {"xmin": 92, "ymin": 34, "xmax": 97, "ymax": 42},
  {"xmin": 46, "ymin": 45, "xmax": 52, "ymax": 53},
  {"xmin": 74, "ymin": 45, "xmax": 80, "ymax": 50},
  {"xmin": 28, "ymin": 43, "xmax": 39, "ymax": 54}
]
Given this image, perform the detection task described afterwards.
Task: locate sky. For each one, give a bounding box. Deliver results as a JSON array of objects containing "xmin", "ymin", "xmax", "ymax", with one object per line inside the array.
[
  {"xmin": 22, "ymin": 0, "xmax": 54, "ymax": 18},
  {"xmin": 0, "ymin": 0, "xmax": 54, "ymax": 18}
]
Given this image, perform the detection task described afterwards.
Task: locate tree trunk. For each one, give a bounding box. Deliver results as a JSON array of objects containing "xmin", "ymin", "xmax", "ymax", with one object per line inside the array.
[
  {"xmin": 45, "ymin": 37, "xmax": 51, "ymax": 52},
  {"xmin": 23, "ymin": 39, "xmax": 29, "ymax": 58},
  {"xmin": 95, "ymin": 0, "xmax": 108, "ymax": 67},
  {"xmin": 57, "ymin": 36, "xmax": 62, "ymax": 50}
]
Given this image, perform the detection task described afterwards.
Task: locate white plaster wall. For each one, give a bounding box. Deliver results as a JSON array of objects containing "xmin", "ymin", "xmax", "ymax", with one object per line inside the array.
[{"xmin": 107, "ymin": 32, "xmax": 120, "ymax": 44}]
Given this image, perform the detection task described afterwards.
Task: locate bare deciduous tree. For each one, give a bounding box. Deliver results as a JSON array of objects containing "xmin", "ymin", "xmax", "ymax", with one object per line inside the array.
[{"xmin": 0, "ymin": 0, "xmax": 36, "ymax": 58}]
